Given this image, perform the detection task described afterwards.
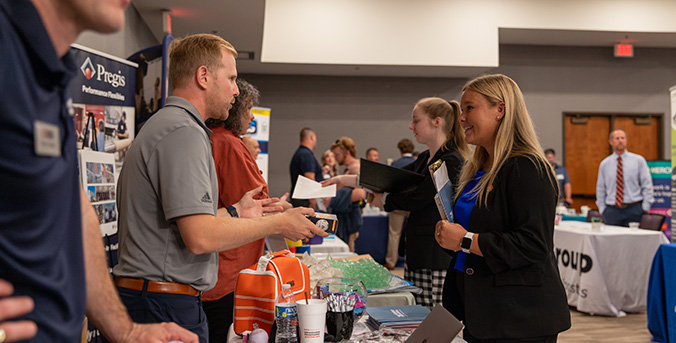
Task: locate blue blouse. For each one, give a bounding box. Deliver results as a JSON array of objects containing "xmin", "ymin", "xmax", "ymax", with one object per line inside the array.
[{"xmin": 453, "ymin": 171, "xmax": 485, "ymax": 271}]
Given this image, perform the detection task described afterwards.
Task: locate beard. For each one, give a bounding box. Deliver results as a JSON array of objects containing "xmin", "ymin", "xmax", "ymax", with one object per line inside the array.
[{"xmin": 205, "ymin": 95, "xmax": 231, "ymax": 121}]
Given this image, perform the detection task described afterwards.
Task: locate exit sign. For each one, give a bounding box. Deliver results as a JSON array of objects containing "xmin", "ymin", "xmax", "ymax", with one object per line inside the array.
[{"xmin": 614, "ymin": 43, "xmax": 633, "ymax": 58}]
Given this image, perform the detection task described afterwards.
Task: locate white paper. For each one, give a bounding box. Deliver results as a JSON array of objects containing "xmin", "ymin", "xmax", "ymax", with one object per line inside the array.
[
  {"xmin": 431, "ymin": 161, "xmax": 449, "ymax": 192},
  {"xmin": 292, "ymin": 175, "xmax": 336, "ymax": 199}
]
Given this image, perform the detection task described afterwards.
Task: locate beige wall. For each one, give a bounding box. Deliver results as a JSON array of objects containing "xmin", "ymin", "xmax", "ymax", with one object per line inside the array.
[{"xmin": 243, "ymin": 44, "xmax": 675, "ymax": 197}]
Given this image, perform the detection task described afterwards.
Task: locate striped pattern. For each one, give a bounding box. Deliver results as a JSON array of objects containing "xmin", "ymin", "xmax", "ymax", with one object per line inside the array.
[{"xmin": 615, "ymin": 157, "xmax": 624, "ymax": 207}]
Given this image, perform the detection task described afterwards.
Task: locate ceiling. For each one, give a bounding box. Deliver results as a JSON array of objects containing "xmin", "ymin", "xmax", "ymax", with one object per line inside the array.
[{"xmin": 133, "ymin": 0, "xmax": 676, "ymax": 78}]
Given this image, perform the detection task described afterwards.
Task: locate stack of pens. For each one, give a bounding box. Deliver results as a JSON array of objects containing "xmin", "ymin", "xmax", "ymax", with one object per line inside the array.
[{"xmin": 326, "ymin": 292, "xmax": 357, "ymax": 312}]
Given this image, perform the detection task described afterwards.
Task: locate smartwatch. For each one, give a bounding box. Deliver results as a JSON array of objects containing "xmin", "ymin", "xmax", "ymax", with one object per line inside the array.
[
  {"xmin": 461, "ymin": 232, "xmax": 474, "ymax": 254},
  {"xmin": 226, "ymin": 205, "xmax": 239, "ymax": 218}
]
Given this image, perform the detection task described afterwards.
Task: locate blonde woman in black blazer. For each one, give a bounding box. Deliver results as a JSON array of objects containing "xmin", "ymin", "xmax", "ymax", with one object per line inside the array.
[{"xmin": 435, "ymin": 74, "xmax": 571, "ymax": 342}]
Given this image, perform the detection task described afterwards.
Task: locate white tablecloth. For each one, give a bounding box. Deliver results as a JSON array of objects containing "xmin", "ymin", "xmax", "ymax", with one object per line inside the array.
[
  {"xmin": 554, "ymin": 221, "xmax": 669, "ymax": 316},
  {"xmin": 309, "ymin": 234, "xmax": 350, "ymax": 254}
]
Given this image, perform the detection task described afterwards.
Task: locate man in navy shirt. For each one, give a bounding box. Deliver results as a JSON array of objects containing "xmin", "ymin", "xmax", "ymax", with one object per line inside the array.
[
  {"xmin": 0, "ymin": 0, "xmax": 197, "ymax": 342},
  {"xmin": 289, "ymin": 127, "xmax": 324, "ymax": 208},
  {"xmin": 544, "ymin": 148, "xmax": 573, "ymax": 207}
]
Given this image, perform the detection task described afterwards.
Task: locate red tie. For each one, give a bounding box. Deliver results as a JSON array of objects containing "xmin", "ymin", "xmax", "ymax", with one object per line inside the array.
[{"xmin": 615, "ymin": 156, "xmax": 624, "ymax": 207}]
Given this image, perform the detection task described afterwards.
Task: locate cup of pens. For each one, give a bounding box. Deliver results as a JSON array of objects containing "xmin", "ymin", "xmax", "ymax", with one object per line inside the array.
[
  {"xmin": 315, "ymin": 277, "xmax": 366, "ymax": 342},
  {"xmin": 325, "ymin": 293, "xmax": 356, "ymax": 341}
]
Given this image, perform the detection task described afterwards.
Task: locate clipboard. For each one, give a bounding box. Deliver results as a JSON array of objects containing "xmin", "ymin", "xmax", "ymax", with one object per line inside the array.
[{"xmin": 359, "ymin": 158, "xmax": 424, "ymax": 193}]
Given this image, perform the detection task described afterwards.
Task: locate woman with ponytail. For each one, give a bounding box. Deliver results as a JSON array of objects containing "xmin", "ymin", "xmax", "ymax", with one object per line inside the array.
[{"xmin": 370, "ymin": 97, "xmax": 468, "ymax": 309}]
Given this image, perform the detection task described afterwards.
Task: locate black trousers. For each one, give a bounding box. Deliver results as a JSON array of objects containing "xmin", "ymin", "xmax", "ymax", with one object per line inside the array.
[{"xmin": 202, "ymin": 292, "xmax": 235, "ymax": 343}]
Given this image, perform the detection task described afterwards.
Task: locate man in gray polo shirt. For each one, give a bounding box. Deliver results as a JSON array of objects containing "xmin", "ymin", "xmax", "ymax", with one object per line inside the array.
[{"xmin": 113, "ymin": 34, "xmax": 325, "ymax": 341}]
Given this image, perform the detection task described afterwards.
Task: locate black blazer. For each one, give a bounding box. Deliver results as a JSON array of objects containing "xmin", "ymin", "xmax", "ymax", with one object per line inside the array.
[
  {"xmin": 448, "ymin": 155, "xmax": 571, "ymax": 339},
  {"xmin": 384, "ymin": 141, "xmax": 464, "ymax": 270}
]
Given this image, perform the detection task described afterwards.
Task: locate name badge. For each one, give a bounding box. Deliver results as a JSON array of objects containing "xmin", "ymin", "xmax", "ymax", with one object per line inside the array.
[{"xmin": 34, "ymin": 120, "xmax": 61, "ymax": 157}]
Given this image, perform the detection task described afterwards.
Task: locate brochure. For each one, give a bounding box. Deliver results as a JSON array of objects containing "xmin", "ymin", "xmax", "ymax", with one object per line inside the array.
[{"xmin": 429, "ymin": 160, "xmax": 454, "ymax": 222}]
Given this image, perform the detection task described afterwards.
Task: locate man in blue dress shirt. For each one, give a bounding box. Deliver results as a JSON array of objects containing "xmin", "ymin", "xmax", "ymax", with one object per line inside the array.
[{"xmin": 595, "ymin": 129, "xmax": 654, "ymax": 226}]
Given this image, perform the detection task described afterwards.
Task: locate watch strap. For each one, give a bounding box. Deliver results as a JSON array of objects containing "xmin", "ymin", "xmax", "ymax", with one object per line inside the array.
[
  {"xmin": 226, "ymin": 205, "xmax": 239, "ymax": 218},
  {"xmin": 461, "ymin": 232, "xmax": 474, "ymax": 254}
]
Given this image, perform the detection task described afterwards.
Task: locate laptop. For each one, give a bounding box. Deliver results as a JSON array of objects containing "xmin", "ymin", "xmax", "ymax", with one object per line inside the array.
[
  {"xmin": 265, "ymin": 234, "xmax": 289, "ymax": 253},
  {"xmin": 405, "ymin": 305, "xmax": 464, "ymax": 343}
]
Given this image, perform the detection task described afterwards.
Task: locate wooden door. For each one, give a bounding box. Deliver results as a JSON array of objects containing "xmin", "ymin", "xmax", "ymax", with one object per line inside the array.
[{"xmin": 563, "ymin": 114, "xmax": 661, "ymax": 211}]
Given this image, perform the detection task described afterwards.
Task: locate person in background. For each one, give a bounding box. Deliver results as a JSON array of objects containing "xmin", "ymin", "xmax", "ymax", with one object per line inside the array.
[
  {"xmin": 365, "ymin": 147, "xmax": 379, "ymax": 162},
  {"xmin": 331, "ymin": 137, "xmax": 366, "ymax": 250},
  {"xmin": 332, "ymin": 137, "xmax": 361, "ymax": 175},
  {"xmin": 370, "ymin": 98, "xmax": 469, "ymax": 309},
  {"xmin": 203, "ymin": 79, "xmax": 290, "ymax": 342},
  {"xmin": 545, "ymin": 148, "xmax": 572, "ymax": 207},
  {"xmin": 412, "ymin": 151, "xmax": 420, "ymax": 160},
  {"xmin": 392, "ymin": 139, "xmax": 416, "ymax": 168},
  {"xmin": 114, "ymin": 34, "xmax": 326, "ymax": 342},
  {"xmin": 96, "ymin": 119, "xmax": 106, "ymax": 152},
  {"xmin": 0, "ymin": 0, "xmax": 198, "ymax": 341},
  {"xmin": 383, "ymin": 138, "xmax": 417, "ymax": 270},
  {"xmin": 289, "ymin": 128, "xmax": 324, "ymax": 208},
  {"xmin": 435, "ymin": 74, "xmax": 570, "ymax": 342},
  {"xmin": 243, "ymin": 136, "xmax": 260, "ymax": 159},
  {"xmin": 595, "ymin": 129, "xmax": 653, "ymax": 226},
  {"xmin": 321, "ymin": 149, "xmax": 338, "ymax": 179},
  {"xmin": 117, "ymin": 111, "xmax": 129, "ymax": 139}
]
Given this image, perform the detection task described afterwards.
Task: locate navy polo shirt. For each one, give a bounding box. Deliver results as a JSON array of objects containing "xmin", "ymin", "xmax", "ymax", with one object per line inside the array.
[
  {"xmin": 0, "ymin": 1, "xmax": 86, "ymax": 341},
  {"xmin": 289, "ymin": 145, "xmax": 324, "ymax": 192}
]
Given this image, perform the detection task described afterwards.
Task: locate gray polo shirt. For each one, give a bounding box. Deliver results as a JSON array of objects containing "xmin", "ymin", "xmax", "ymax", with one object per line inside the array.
[{"xmin": 114, "ymin": 96, "xmax": 219, "ymax": 291}]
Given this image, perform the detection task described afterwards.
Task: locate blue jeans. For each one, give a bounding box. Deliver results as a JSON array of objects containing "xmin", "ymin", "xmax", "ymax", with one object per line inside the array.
[
  {"xmin": 602, "ymin": 203, "xmax": 643, "ymax": 227},
  {"xmin": 117, "ymin": 285, "xmax": 208, "ymax": 343}
]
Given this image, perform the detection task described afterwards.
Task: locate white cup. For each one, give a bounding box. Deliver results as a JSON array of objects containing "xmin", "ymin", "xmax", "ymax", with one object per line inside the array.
[
  {"xmin": 591, "ymin": 221, "xmax": 603, "ymax": 232},
  {"xmin": 580, "ymin": 206, "xmax": 590, "ymax": 216},
  {"xmin": 296, "ymin": 299, "xmax": 327, "ymax": 343},
  {"xmin": 628, "ymin": 222, "xmax": 640, "ymax": 231}
]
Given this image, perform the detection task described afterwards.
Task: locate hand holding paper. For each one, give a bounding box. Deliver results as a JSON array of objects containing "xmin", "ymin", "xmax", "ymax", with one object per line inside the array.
[{"xmin": 292, "ymin": 176, "xmax": 336, "ymax": 199}]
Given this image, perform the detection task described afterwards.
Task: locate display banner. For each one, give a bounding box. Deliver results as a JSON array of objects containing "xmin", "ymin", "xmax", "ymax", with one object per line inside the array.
[
  {"xmin": 248, "ymin": 107, "xmax": 271, "ymax": 182},
  {"xmin": 648, "ymin": 161, "xmax": 671, "ymax": 239},
  {"xmin": 70, "ymin": 44, "xmax": 136, "ymax": 158},
  {"xmin": 68, "ymin": 45, "xmax": 136, "ymax": 343},
  {"xmin": 671, "ymin": 85, "xmax": 676, "ymax": 242}
]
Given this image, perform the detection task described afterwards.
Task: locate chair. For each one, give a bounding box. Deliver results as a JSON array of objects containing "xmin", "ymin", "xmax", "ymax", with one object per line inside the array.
[
  {"xmin": 639, "ymin": 213, "xmax": 666, "ymax": 231},
  {"xmin": 586, "ymin": 210, "xmax": 604, "ymax": 223}
]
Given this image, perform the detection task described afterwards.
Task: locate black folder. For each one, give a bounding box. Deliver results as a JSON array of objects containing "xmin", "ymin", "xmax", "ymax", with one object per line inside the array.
[{"xmin": 359, "ymin": 158, "xmax": 424, "ymax": 193}]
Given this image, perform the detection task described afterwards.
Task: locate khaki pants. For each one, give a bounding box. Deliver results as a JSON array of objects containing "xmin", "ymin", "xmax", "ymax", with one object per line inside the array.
[
  {"xmin": 348, "ymin": 232, "xmax": 359, "ymax": 252},
  {"xmin": 386, "ymin": 210, "xmax": 408, "ymax": 267}
]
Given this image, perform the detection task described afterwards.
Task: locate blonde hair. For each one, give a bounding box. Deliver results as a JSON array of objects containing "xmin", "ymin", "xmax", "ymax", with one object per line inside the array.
[
  {"xmin": 331, "ymin": 137, "xmax": 356, "ymax": 157},
  {"xmin": 169, "ymin": 34, "xmax": 238, "ymax": 90},
  {"xmin": 457, "ymin": 74, "xmax": 556, "ymax": 206},
  {"xmin": 414, "ymin": 97, "xmax": 470, "ymax": 159}
]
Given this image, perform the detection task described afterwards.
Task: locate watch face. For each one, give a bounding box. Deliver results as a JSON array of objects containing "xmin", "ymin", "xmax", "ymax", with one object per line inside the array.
[{"xmin": 461, "ymin": 236, "xmax": 472, "ymax": 249}]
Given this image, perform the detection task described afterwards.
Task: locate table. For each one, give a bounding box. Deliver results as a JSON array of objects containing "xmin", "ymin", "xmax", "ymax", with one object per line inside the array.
[
  {"xmin": 355, "ymin": 213, "xmax": 389, "ymax": 264},
  {"xmin": 554, "ymin": 220, "xmax": 669, "ymax": 316},
  {"xmin": 310, "ymin": 234, "xmax": 350, "ymax": 254},
  {"xmin": 647, "ymin": 243, "xmax": 676, "ymax": 342}
]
